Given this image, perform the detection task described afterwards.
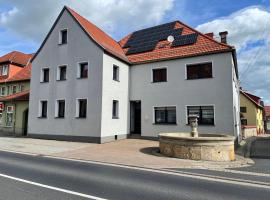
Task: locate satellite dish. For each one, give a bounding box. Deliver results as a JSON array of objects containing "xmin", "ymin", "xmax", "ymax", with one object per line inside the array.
[{"xmin": 167, "ymin": 35, "xmax": 174, "ymax": 43}]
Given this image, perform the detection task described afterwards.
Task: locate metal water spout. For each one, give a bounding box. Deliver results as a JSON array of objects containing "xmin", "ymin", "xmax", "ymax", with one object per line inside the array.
[{"xmin": 189, "ymin": 115, "xmax": 199, "ymax": 137}]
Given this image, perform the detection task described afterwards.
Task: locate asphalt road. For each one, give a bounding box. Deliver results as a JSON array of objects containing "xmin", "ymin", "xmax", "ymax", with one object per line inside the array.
[{"xmin": 0, "ymin": 151, "xmax": 270, "ymax": 200}]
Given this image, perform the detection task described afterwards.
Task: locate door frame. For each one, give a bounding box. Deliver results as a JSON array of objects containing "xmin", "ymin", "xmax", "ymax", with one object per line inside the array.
[{"xmin": 130, "ymin": 101, "xmax": 141, "ymax": 134}]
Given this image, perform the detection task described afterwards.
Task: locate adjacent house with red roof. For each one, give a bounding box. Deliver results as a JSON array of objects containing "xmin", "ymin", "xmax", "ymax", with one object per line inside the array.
[
  {"xmin": 240, "ymin": 90, "xmax": 265, "ymax": 137},
  {"xmin": 28, "ymin": 6, "xmax": 240, "ymax": 143},
  {"xmin": 0, "ymin": 51, "xmax": 33, "ymax": 135},
  {"xmin": 265, "ymin": 106, "xmax": 270, "ymax": 132}
]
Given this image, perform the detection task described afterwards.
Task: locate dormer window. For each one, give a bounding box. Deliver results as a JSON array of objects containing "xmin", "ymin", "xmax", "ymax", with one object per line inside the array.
[
  {"xmin": 59, "ymin": 29, "xmax": 67, "ymax": 44},
  {"xmin": 2, "ymin": 65, "xmax": 8, "ymax": 76}
]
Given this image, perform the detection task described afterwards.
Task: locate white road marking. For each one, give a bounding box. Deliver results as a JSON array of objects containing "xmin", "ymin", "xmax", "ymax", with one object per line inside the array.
[
  {"xmin": 0, "ymin": 173, "xmax": 107, "ymax": 200},
  {"xmin": 1, "ymin": 148, "xmax": 270, "ymax": 189}
]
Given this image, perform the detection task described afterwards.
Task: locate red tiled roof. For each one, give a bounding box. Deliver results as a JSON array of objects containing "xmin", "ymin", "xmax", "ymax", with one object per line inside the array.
[
  {"xmin": 265, "ymin": 106, "xmax": 270, "ymax": 117},
  {"xmin": 119, "ymin": 21, "xmax": 234, "ymax": 64},
  {"xmin": 241, "ymin": 90, "xmax": 263, "ymax": 108},
  {"xmin": 4, "ymin": 63, "xmax": 32, "ymax": 83},
  {"xmin": 0, "ymin": 51, "xmax": 33, "ymax": 66},
  {"xmin": 0, "ymin": 90, "xmax": 29, "ymax": 102},
  {"xmin": 66, "ymin": 7, "xmax": 129, "ymax": 63}
]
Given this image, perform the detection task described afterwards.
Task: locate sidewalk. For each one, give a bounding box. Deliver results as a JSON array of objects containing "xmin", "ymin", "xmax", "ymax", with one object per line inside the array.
[{"xmin": 0, "ymin": 137, "xmax": 253, "ymax": 170}]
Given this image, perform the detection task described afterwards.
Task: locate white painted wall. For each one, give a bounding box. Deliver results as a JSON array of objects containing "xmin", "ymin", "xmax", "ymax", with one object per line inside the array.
[
  {"xmin": 100, "ymin": 53, "xmax": 129, "ymax": 138},
  {"xmin": 129, "ymin": 52, "xmax": 237, "ymax": 137},
  {"xmin": 29, "ymin": 10, "xmax": 104, "ymax": 137}
]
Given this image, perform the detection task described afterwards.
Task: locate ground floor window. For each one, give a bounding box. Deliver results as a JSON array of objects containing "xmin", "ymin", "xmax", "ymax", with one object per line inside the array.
[
  {"xmin": 154, "ymin": 106, "xmax": 176, "ymax": 124},
  {"xmin": 6, "ymin": 106, "xmax": 14, "ymax": 127},
  {"xmin": 187, "ymin": 106, "xmax": 214, "ymax": 125},
  {"xmin": 76, "ymin": 99, "xmax": 87, "ymax": 118},
  {"xmin": 241, "ymin": 118, "xmax": 247, "ymax": 125}
]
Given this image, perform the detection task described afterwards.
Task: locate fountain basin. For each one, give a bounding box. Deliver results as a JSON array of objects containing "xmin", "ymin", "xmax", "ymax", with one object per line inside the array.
[{"xmin": 159, "ymin": 133, "xmax": 235, "ymax": 161}]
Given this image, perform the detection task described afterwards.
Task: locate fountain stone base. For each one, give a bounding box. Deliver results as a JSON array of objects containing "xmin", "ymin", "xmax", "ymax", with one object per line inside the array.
[{"xmin": 159, "ymin": 133, "xmax": 235, "ymax": 162}]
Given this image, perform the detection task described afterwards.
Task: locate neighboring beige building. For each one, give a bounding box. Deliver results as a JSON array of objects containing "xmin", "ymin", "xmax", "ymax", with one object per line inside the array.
[{"xmin": 240, "ymin": 90, "xmax": 264, "ymax": 137}]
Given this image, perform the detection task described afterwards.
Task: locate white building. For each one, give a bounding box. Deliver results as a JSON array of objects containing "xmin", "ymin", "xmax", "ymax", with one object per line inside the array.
[{"xmin": 28, "ymin": 6, "xmax": 240, "ymax": 143}]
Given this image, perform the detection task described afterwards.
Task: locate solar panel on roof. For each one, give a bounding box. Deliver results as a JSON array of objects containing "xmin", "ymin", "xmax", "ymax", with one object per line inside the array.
[
  {"xmin": 123, "ymin": 21, "xmax": 198, "ymax": 55},
  {"xmin": 172, "ymin": 33, "xmax": 198, "ymax": 47}
]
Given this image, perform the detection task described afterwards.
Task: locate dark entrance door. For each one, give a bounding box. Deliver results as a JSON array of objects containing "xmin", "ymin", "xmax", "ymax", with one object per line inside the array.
[
  {"xmin": 23, "ymin": 109, "xmax": 28, "ymax": 136},
  {"xmin": 131, "ymin": 101, "xmax": 141, "ymax": 134}
]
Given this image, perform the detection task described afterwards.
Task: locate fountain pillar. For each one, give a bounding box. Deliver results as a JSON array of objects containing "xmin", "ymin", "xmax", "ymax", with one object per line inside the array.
[{"xmin": 189, "ymin": 115, "xmax": 199, "ymax": 137}]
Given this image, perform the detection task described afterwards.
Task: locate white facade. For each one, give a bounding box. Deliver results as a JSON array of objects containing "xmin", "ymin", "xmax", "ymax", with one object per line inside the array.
[{"xmin": 28, "ymin": 8, "xmax": 240, "ymax": 143}]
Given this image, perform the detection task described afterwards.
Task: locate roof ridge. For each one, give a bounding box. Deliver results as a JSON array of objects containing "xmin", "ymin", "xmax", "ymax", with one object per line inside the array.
[
  {"xmin": 65, "ymin": 6, "xmax": 128, "ymax": 62},
  {"xmin": 175, "ymin": 20, "xmax": 234, "ymax": 49}
]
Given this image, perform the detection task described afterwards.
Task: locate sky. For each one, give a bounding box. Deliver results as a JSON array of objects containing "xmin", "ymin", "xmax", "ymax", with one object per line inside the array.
[{"xmin": 0, "ymin": 0, "xmax": 270, "ymax": 104}]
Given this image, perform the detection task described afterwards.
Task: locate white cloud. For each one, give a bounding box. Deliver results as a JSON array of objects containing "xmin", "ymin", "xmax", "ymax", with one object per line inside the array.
[
  {"xmin": 196, "ymin": 6, "xmax": 270, "ymax": 104},
  {"xmin": 0, "ymin": 0, "xmax": 174, "ymax": 42},
  {"xmin": 196, "ymin": 6, "xmax": 270, "ymax": 50}
]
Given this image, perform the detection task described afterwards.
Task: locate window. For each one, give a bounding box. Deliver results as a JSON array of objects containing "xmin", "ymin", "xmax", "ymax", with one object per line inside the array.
[
  {"xmin": 2, "ymin": 65, "xmax": 8, "ymax": 76},
  {"xmin": 56, "ymin": 100, "xmax": 65, "ymax": 118},
  {"xmin": 12, "ymin": 85, "xmax": 16, "ymax": 94},
  {"xmin": 240, "ymin": 107, "xmax": 247, "ymax": 113},
  {"xmin": 112, "ymin": 100, "xmax": 119, "ymax": 118},
  {"xmin": 241, "ymin": 119, "xmax": 247, "ymax": 125},
  {"xmin": 6, "ymin": 106, "xmax": 14, "ymax": 127},
  {"xmin": 187, "ymin": 106, "xmax": 214, "ymax": 125},
  {"xmin": 186, "ymin": 62, "xmax": 212, "ymax": 79},
  {"xmin": 78, "ymin": 62, "xmax": 88, "ymax": 78},
  {"xmin": 0, "ymin": 87, "xmax": 5, "ymax": 96},
  {"xmin": 41, "ymin": 68, "xmax": 49, "ymax": 82},
  {"xmin": 154, "ymin": 106, "xmax": 176, "ymax": 124},
  {"xmin": 57, "ymin": 65, "xmax": 67, "ymax": 81},
  {"xmin": 113, "ymin": 65, "xmax": 119, "ymax": 81},
  {"xmin": 19, "ymin": 85, "xmax": 25, "ymax": 92},
  {"xmin": 59, "ymin": 29, "xmax": 67, "ymax": 44},
  {"xmin": 152, "ymin": 68, "xmax": 167, "ymax": 82},
  {"xmin": 76, "ymin": 99, "xmax": 87, "ymax": 118},
  {"xmin": 39, "ymin": 101, "xmax": 47, "ymax": 118}
]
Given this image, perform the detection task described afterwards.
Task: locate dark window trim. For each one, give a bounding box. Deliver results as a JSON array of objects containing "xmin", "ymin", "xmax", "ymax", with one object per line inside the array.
[
  {"xmin": 77, "ymin": 99, "xmax": 87, "ymax": 118},
  {"xmin": 56, "ymin": 100, "xmax": 65, "ymax": 118},
  {"xmin": 112, "ymin": 100, "xmax": 119, "ymax": 119},
  {"xmin": 113, "ymin": 65, "xmax": 120, "ymax": 81},
  {"xmin": 59, "ymin": 29, "xmax": 68, "ymax": 45},
  {"xmin": 240, "ymin": 106, "xmax": 247, "ymax": 113},
  {"xmin": 154, "ymin": 106, "xmax": 177, "ymax": 125},
  {"xmin": 40, "ymin": 100, "xmax": 48, "ymax": 118},
  {"xmin": 152, "ymin": 68, "xmax": 167, "ymax": 83},
  {"xmin": 186, "ymin": 62, "xmax": 213, "ymax": 80},
  {"xmin": 78, "ymin": 62, "xmax": 88, "ymax": 79},
  {"xmin": 41, "ymin": 68, "xmax": 50, "ymax": 83},
  {"xmin": 187, "ymin": 105, "xmax": 215, "ymax": 125},
  {"xmin": 58, "ymin": 65, "xmax": 67, "ymax": 81}
]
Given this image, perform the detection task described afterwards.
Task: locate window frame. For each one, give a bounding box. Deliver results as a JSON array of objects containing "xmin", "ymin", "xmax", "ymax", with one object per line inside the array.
[
  {"xmin": 59, "ymin": 29, "xmax": 68, "ymax": 45},
  {"xmin": 76, "ymin": 98, "xmax": 87, "ymax": 118},
  {"xmin": 0, "ymin": 87, "xmax": 5, "ymax": 96},
  {"xmin": 12, "ymin": 85, "xmax": 17, "ymax": 94},
  {"xmin": 153, "ymin": 106, "xmax": 177, "ymax": 125},
  {"xmin": 152, "ymin": 67, "xmax": 167, "ymax": 83},
  {"xmin": 6, "ymin": 106, "xmax": 14, "ymax": 127},
  {"xmin": 57, "ymin": 65, "xmax": 67, "ymax": 81},
  {"xmin": 185, "ymin": 61, "xmax": 213, "ymax": 80},
  {"xmin": 113, "ymin": 65, "xmax": 120, "ymax": 81},
  {"xmin": 112, "ymin": 100, "xmax": 119, "ymax": 119},
  {"xmin": 240, "ymin": 106, "xmax": 247, "ymax": 113},
  {"xmin": 186, "ymin": 105, "xmax": 215, "ymax": 125},
  {"xmin": 40, "ymin": 68, "xmax": 50, "ymax": 83},
  {"xmin": 55, "ymin": 99, "xmax": 65, "ymax": 118},
  {"xmin": 77, "ymin": 61, "xmax": 89, "ymax": 79},
  {"xmin": 2, "ymin": 65, "xmax": 8, "ymax": 76},
  {"xmin": 38, "ymin": 100, "xmax": 48, "ymax": 118}
]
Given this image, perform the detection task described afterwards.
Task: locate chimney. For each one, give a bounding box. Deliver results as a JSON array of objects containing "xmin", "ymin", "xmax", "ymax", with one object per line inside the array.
[
  {"xmin": 205, "ymin": 32, "xmax": 214, "ymax": 38},
  {"xmin": 219, "ymin": 31, "xmax": 228, "ymax": 44}
]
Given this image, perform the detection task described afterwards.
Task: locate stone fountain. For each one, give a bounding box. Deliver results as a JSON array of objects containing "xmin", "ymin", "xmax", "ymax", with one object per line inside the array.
[{"xmin": 159, "ymin": 115, "xmax": 235, "ymax": 161}]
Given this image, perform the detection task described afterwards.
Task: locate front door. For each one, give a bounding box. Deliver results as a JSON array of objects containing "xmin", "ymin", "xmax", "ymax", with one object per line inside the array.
[{"xmin": 131, "ymin": 101, "xmax": 141, "ymax": 134}]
